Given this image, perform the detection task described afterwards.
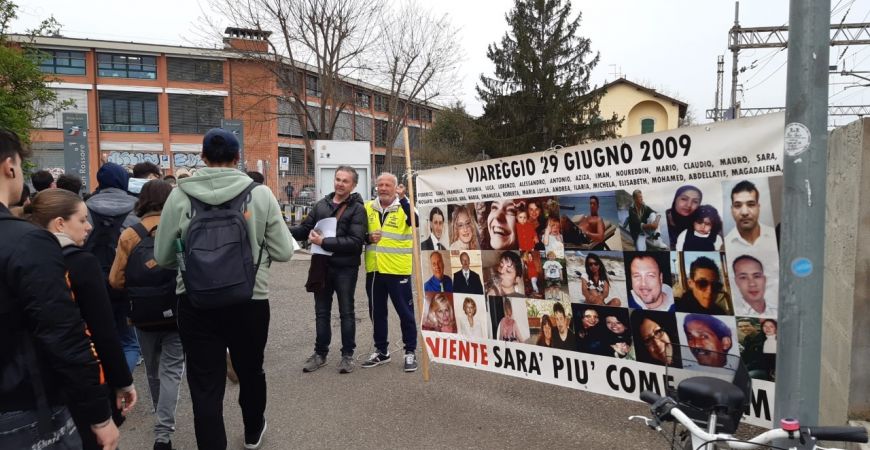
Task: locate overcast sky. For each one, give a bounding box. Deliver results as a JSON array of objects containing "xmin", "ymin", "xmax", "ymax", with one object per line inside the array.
[{"xmin": 14, "ymin": 0, "xmax": 870, "ymax": 127}]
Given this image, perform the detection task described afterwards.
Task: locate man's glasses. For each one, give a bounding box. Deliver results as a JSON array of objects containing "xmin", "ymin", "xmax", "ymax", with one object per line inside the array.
[{"xmin": 692, "ymin": 279, "xmax": 723, "ymax": 291}]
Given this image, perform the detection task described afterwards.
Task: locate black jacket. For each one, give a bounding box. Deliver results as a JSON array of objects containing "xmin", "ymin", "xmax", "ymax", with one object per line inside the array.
[
  {"xmin": 290, "ymin": 192, "xmax": 367, "ymax": 268},
  {"xmin": 63, "ymin": 246, "xmax": 133, "ymax": 390},
  {"xmin": 453, "ymin": 269, "xmax": 484, "ymax": 295},
  {"xmin": 0, "ymin": 206, "xmax": 110, "ymax": 425}
]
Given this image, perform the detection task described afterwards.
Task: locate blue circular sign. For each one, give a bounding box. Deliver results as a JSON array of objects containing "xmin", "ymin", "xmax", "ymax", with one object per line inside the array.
[{"xmin": 791, "ymin": 258, "xmax": 813, "ymax": 278}]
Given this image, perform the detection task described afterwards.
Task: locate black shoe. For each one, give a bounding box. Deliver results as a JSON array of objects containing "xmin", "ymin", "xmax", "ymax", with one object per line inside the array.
[
  {"xmin": 244, "ymin": 419, "xmax": 267, "ymax": 449},
  {"xmin": 154, "ymin": 440, "xmax": 175, "ymax": 450}
]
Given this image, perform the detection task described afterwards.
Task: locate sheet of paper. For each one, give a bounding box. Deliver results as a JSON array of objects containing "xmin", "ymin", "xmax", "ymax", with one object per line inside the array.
[{"xmin": 310, "ymin": 217, "xmax": 337, "ymax": 256}]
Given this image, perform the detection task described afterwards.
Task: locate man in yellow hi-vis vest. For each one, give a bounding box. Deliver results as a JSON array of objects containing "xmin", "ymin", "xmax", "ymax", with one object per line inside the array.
[{"xmin": 361, "ymin": 173, "xmax": 419, "ymax": 372}]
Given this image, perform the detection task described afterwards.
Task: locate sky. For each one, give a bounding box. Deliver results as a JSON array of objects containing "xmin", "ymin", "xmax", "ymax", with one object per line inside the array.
[{"xmin": 14, "ymin": 0, "xmax": 870, "ymax": 127}]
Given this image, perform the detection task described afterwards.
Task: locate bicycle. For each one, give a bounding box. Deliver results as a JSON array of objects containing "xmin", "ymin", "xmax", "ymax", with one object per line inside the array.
[{"xmin": 629, "ymin": 345, "xmax": 868, "ymax": 449}]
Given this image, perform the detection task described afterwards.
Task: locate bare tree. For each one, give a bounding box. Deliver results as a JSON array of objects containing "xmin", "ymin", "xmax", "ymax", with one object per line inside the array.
[
  {"xmin": 372, "ymin": 1, "xmax": 462, "ymax": 172},
  {"xmin": 199, "ymin": 0, "xmax": 385, "ymax": 158}
]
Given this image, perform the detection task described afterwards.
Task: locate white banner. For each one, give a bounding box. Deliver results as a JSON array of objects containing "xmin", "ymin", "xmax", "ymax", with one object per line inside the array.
[{"xmin": 416, "ymin": 113, "xmax": 785, "ymax": 427}]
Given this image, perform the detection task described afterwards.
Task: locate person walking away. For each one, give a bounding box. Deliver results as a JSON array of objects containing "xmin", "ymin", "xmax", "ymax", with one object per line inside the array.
[
  {"xmin": 290, "ymin": 166, "xmax": 366, "ymax": 374},
  {"xmin": 85, "ymin": 162, "xmax": 142, "ymax": 372},
  {"xmin": 362, "ymin": 173, "xmax": 419, "ymax": 372},
  {"xmin": 154, "ymin": 128, "xmax": 295, "ymax": 450},
  {"xmin": 109, "ymin": 180, "xmax": 184, "ymax": 450},
  {"xmin": 30, "ymin": 189, "xmax": 139, "ymax": 448},
  {"xmin": 0, "ymin": 129, "xmax": 120, "ymax": 449}
]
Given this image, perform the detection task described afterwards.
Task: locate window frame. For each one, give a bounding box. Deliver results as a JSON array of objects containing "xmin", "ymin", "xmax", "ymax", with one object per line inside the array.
[
  {"xmin": 97, "ymin": 53, "xmax": 158, "ymax": 80},
  {"xmin": 98, "ymin": 92, "xmax": 159, "ymax": 133},
  {"xmin": 34, "ymin": 49, "xmax": 86, "ymax": 75},
  {"xmin": 641, "ymin": 118, "xmax": 655, "ymax": 134}
]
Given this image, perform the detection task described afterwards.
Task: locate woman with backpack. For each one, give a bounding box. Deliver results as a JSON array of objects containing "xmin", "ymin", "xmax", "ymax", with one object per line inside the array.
[
  {"xmin": 109, "ymin": 179, "xmax": 184, "ymax": 450},
  {"xmin": 29, "ymin": 188, "xmax": 138, "ymax": 449}
]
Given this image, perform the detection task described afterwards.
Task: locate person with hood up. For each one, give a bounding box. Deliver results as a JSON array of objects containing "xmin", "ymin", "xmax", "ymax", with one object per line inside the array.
[
  {"xmin": 85, "ymin": 162, "xmax": 142, "ymax": 372},
  {"xmin": 290, "ymin": 165, "xmax": 367, "ymax": 374},
  {"xmin": 154, "ymin": 128, "xmax": 295, "ymax": 450}
]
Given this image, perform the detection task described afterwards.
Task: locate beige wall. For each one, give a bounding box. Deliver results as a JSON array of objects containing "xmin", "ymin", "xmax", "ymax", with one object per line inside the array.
[
  {"xmin": 597, "ymin": 83, "xmax": 681, "ymax": 137},
  {"xmin": 820, "ymin": 118, "xmax": 870, "ymax": 427}
]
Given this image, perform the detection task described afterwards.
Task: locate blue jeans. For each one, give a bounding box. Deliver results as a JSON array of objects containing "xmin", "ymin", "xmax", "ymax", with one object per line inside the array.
[
  {"xmin": 0, "ymin": 406, "xmax": 81, "ymax": 449},
  {"xmin": 365, "ymin": 272, "xmax": 416, "ymax": 354},
  {"xmin": 113, "ymin": 300, "xmax": 141, "ymax": 371},
  {"xmin": 314, "ymin": 268, "xmax": 358, "ymax": 356}
]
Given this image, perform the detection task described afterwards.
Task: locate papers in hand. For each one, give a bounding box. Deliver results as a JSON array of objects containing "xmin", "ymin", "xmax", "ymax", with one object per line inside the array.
[{"xmin": 311, "ymin": 217, "xmax": 337, "ymax": 255}]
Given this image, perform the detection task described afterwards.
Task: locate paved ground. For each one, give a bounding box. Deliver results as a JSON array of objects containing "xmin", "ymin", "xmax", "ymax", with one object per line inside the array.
[{"xmin": 119, "ymin": 256, "xmax": 669, "ymax": 450}]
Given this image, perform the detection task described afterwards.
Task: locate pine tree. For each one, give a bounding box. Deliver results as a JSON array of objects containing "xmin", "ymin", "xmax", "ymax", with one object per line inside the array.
[{"xmin": 476, "ymin": 0, "xmax": 619, "ymax": 157}]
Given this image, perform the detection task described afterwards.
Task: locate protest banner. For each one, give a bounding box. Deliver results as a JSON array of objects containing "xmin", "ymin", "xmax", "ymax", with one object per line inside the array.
[{"xmin": 414, "ymin": 113, "xmax": 784, "ymax": 427}]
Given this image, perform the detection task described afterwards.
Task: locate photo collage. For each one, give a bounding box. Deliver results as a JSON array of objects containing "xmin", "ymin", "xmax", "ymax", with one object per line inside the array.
[{"xmin": 418, "ymin": 176, "xmax": 781, "ymax": 381}]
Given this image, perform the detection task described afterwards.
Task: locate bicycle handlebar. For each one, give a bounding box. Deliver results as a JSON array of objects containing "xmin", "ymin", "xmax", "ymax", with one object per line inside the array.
[
  {"xmin": 806, "ymin": 426, "xmax": 868, "ymax": 443},
  {"xmin": 640, "ymin": 391, "xmax": 869, "ymax": 448},
  {"xmin": 640, "ymin": 390, "xmax": 663, "ymax": 405}
]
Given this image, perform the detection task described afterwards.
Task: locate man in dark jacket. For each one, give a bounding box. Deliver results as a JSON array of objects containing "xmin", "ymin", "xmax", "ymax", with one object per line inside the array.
[
  {"xmin": 0, "ymin": 129, "xmax": 119, "ymax": 449},
  {"xmin": 290, "ymin": 166, "xmax": 367, "ymax": 374},
  {"xmin": 86, "ymin": 162, "xmax": 142, "ymax": 372}
]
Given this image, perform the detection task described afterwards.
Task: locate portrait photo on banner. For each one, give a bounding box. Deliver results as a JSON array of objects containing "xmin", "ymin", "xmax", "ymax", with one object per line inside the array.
[
  {"xmin": 676, "ymin": 312, "xmax": 740, "ymax": 372},
  {"xmin": 617, "ymin": 187, "xmax": 670, "ymax": 252},
  {"xmin": 420, "ymin": 205, "xmax": 449, "ymax": 251},
  {"xmin": 571, "ymin": 304, "xmax": 634, "ymax": 360},
  {"xmin": 673, "ymin": 251, "xmax": 734, "ymax": 316},
  {"xmin": 721, "ymin": 176, "xmax": 782, "ymax": 318},
  {"xmin": 483, "ymin": 250, "xmax": 526, "ymax": 298},
  {"xmin": 422, "ymin": 292, "xmax": 458, "ymax": 334},
  {"xmin": 623, "ymin": 251, "xmax": 676, "ymax": 312},
  {"xmin": 565, "ymin": 250, "xmax": 627, "ymax": 307},
  {"xmin": 734, "ymin": 316, "xmax": 777, "ymax": 382},
  {"xmin": 664, "ymin": 181, "xmax": 726, "ymax": 252},
  {"xmin": 557, "ymin": 191, "xmax": 623, "ymax": 252},
  {"xmin": 630, "ymin": 308, "xmax": 682, "ymax": 368},
  {"xmin": 488, "ymin": 296, "xmax": 530, "ymax": 343},
  {"xmin": 447, "ymin": 203, "xmax": 479, "ymax": 251},
  {"xmin": 454, "ymin": 294, "xmax": 490, "ymax": 340},
  {"xmin": 518, "ymin": 250, "xmax": 543, "ymax": 299},
  {"xmin": 450, "ymin": 250, "xmax": 485, "ymax": 296},
  {"xmin": 422, "ymin": 250, "xmax": 454, "ymax": 294}
]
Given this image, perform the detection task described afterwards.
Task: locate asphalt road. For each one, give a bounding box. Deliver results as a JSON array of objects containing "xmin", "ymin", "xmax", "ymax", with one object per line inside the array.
[{"xmin": 119, "ymin": 256, "xmax": 668, "ymax": 450}]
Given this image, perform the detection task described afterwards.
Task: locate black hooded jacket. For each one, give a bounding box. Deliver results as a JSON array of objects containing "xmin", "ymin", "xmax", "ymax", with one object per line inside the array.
[
  {"xmin": 290, "ymin": 192, "xmax": 367, "ymax": 268},
  {"xmin": 0, "ymin": 205, "xmax": 110, "ymax": 425}
]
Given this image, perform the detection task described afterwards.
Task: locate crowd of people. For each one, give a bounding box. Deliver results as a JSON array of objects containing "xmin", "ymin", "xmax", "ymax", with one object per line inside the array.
[{"xmin": 0, "ymin": 127, "xmax": 425, "ymax": 450}]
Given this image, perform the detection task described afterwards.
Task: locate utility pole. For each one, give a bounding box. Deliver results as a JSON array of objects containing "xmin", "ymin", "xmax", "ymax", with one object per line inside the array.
[
  {"xmin": 714, "ymin": 55, "xmax": 725, "ymax": 121},
  {"xmin": 718, "ymin": 4, "xmax": 870, "ymax": 121},
  {"xmin": 729, "ymin": 2, "xmax": 741, "ymax": 119},
  {"xmin": 776, "ymin": 0, "xmax": 830, "ymax": 436}
]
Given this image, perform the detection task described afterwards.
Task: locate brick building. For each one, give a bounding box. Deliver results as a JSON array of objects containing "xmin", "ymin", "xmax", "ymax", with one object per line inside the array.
[{"xmin": 16, "ymin": 29, "xmax": 437, "ymax": 201}]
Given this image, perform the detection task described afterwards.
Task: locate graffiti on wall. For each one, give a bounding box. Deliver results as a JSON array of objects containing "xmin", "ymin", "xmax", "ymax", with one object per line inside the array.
[
  {"xmin": 173, "ymin": 153, "xmax": 207, "ymax": 169},
  {"xmin": 106, "ymin": 151, "xmax": 161, "ymax": 167}
]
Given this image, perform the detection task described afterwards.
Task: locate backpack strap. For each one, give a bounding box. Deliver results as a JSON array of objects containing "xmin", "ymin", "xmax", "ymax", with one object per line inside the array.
[
  {"xmin": 130, "ymin": 222, "xmax": 149, "ymax": 240},
  {"xmin": 228, "ymin": 182, "xmax": 259, "ymax": 212}
]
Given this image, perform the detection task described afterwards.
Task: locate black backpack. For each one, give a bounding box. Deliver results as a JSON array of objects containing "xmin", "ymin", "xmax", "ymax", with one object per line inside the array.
[
  {"xmin": 181, "ymin": 182, "xmax": 264, "ymax": 309},
  {"xmin": 83, "ymin": 208, "xmax": 130, "ymax": 301},
  {"xmin": 125, "ymin": 223, "xmax": 178, "ymax": 329}
]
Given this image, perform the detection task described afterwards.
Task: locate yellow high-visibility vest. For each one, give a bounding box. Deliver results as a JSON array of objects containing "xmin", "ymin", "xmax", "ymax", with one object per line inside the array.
[{"xmin": 364, "ymin": 199, "xmax": 413, "ymax": 275}]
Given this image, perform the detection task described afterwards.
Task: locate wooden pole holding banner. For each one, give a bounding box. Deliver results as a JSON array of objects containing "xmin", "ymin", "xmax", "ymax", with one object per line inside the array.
[{"xmin": 402, "ymin": 126, "xmax": 430, "ymax": 382}]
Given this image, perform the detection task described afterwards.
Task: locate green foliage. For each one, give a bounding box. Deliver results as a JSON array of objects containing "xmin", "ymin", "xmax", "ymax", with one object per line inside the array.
[
  {"xmin": 476, "ymin": 0, "xmax": 620, "ymax": 157},
  {"xmin": 420, "ymin": 102, "xmax": 487, "ymax": 164},
  {"xmin": 0, "ymin": 0, "xmax": 67, "ymax": 143}
]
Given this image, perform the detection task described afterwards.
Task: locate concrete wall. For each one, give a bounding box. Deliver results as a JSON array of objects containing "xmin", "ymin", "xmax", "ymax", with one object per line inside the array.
[{"xmin": 820, "ymin": 118, "xmax": 870, "ymax": 425}]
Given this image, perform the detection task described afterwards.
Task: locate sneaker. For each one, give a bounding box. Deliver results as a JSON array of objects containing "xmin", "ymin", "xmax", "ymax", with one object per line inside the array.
[
  {"xmin": 302, "ymin": 353, "xmax": 327, "ymax": 373},
  {"xmin": 337, "ymin": 355, "xmax": 355, "ymax": 374},
  {"xmin": 403, "ymin": 352, "xmax": 418, "ymax": 373},
  {"xmin": 153, "ymin": 441, "xmax": 175, "ymax": 450},
  {"xmin": 361, "ymin": 352, "xmax": 391, "ymax": 368},
  {"xmin": 244, "ymin": 419, "xmax": 267, "ymax": 449}
]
